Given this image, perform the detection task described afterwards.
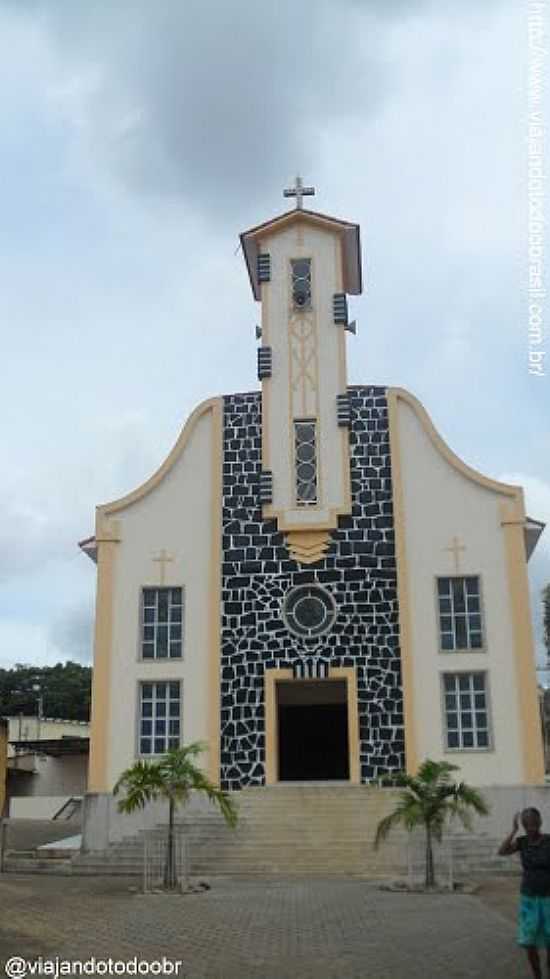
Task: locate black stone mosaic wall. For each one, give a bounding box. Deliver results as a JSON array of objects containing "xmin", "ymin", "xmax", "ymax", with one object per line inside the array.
[{"xmin": 220, "ymin": 387, "xmax": 404, "ymax": 790}]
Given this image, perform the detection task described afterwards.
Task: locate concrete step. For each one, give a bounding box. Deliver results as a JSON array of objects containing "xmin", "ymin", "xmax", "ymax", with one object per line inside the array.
[
  {"xmin": 3, "ymin": 856, "xmax": 73, "ymax": 875},
  {"xmin": 5, "ymin": 785, "xmax": 511, "ymax": 879}
]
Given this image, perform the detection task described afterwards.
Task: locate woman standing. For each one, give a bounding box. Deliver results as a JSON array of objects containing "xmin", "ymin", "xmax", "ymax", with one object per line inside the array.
[{"xmin": 499, "ymin": 808, "xmax": 550, "ymax": 979}]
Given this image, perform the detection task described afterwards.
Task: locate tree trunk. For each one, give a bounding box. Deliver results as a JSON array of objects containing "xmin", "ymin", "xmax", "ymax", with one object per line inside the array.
[
  {"xmin": 164, "ymin": 797, "xmax": 177, "ymax": 890},
  {"xmin": 425, "ymin": 824, "xmax": 435, "ymax": 889}
]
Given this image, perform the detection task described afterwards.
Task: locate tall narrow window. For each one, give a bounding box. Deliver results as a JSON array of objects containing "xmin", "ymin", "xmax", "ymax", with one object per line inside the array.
[
  {"xmin": 141, "ymin": 587, "xmax": 183, "ymax": 659},
  {"xmin": 442, "ymin": 673, "xmax": 490, "ymax": 750},
  {"xmin": 437, "ymin": 576, "xmax": 483, "ymax": 650},
  {"xmin": 291, "ymin": 258, "xmax": 311, "ymax": 309},
  {"xmin": 139, "ymin": 681, "xmax": 181, "ymax": 756},
  {"xmin": 295, "ymin": 420, "xmax": 317, "ymax": 505}
]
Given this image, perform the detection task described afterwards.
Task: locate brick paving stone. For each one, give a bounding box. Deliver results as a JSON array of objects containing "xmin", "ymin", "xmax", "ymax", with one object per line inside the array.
[{"xmin": 0, "ymin": 875, "xmax": 527, "ymax": 978}]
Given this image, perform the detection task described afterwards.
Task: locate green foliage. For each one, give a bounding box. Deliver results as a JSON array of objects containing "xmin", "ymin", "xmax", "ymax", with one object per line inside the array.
[
  {"xmin": 0, "ymin": 662, "xmax": 91, "ymax": 721},
  {"xmin": 114, "ymin": 742, "xmax": 238, "ymax": 827},
  {"xmin": 374, "ymin": 759, "xmax": 489, "ymax": 887},
  {"xmin": 114, "ymin": 742, "xmax": 237, "ymax": 890}
]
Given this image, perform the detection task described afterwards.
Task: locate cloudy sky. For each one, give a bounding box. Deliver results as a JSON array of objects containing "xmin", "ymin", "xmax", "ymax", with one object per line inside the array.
[{"xmin": 1, "ymin": 0, "xmax": 548, "ymax": 674}]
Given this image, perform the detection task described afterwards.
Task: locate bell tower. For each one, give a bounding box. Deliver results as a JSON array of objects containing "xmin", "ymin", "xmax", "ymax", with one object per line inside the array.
[{"xmin": 240, "ymin": 180, "xmax": 363, "ymax": 563}]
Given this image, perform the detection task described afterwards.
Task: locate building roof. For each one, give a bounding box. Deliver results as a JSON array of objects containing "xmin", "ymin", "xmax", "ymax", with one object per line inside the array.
[
  {"xmin": 9, "ymin": 737, "xmax": 89, "ymax": 757},
  {"xmin": 525, "ymin": 517, "xmax": 546, "ymax": 560},
  {"xmin": 240, "ymin": 208, "xmax": 362, "ymax": 300},
  {"xmin": 78, "ymin": 536, "xmax": 98, "ymax": 563}
]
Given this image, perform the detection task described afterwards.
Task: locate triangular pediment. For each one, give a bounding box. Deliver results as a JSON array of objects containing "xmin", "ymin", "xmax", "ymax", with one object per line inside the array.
[{"xmin": 240, "ymin": 207, "xmax": 362, "ymax": 300}]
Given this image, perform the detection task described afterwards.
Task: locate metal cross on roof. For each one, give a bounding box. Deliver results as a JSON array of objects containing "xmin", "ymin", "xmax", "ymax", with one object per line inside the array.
[{"xmin": 283, "ymin": 175, "xmax": 315, "ymax": 210}]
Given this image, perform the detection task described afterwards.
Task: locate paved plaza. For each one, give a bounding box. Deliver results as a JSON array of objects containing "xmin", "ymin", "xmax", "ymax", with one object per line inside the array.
[{"xmin": 0, "ymin": 874, "xmax": 528, "ymax": 978}]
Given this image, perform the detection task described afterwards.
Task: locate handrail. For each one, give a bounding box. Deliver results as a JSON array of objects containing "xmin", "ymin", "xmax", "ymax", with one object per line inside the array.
[{"xmin": 52, "ymin": 796, "xmax": 83, "ymax": 821}]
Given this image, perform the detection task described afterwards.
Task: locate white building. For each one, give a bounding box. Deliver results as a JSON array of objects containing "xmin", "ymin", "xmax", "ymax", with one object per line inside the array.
[
  {"xmin": 80, "ymin": 185, "xmax": 545, "ymax": 808},
  {"xmin": 7, "ymin": 716, "xmax": 89, "ymax": 818}
]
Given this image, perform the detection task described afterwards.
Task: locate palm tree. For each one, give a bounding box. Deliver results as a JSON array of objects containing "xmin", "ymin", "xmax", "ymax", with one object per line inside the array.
[
  {"xmin": 374, "ymin": 759, "xmax": 489, "ymax": 888},
  {"xmin": 114, "ymin": 742, "xmax": 238, "ymax": 890}
]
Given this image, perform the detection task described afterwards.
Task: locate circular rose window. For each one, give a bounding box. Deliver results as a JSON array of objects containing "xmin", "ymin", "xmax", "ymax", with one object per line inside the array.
[{"xmin": 283, "ymin": 585, "xmax": 336, "ymax": 638}]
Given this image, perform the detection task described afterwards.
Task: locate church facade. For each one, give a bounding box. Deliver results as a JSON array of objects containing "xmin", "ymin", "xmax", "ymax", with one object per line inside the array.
[{"xmin": 81, "ymin": 191, "xmax": 545, "ymax": 796}]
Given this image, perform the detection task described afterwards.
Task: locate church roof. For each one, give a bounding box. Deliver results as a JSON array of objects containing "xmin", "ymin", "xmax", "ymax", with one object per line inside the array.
[
  {"xmin": 78, "ymin": 535, "xmax": 97, "ymax": 563},
  {"xmin": 240, "ymin": 208, "xmax": 362, "ymax": 300},
  {"xmin": 525, "ymin": 517, "xmax": 546, "ymax": 560},
  {"xmin": 9, "ymin": 736, "xmax": 89, "ymax": 757}
]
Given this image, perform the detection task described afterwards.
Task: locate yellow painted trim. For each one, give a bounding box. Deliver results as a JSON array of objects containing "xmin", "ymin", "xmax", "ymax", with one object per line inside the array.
[
  {"xmin": 390, "ymin": 388, "xmax": 520, "ymax": 498},
  {"xmin": 264, "ymin": 668, "xmax": 293, "ymax": 784},
  {"xmin": 262, "ymin": 510, "xmax": 346, "ymax": 533},
  {"xmin": 264, "ymin": 668, "xmax": 360, "ymax": 784},
  {"xmin": 500, "ymin": 498, "xmax": 545, "ymax": 783},
  {"xmin": 287, "ymin": 269, "xmax": 319, "ymax": 425},
  {"xmin": 285, "ymin": 529, "xmax": 331, "ymax": 564},
  {"xmin": 208, "ymin": 399, "xmax": 224, "ymax": 785},
  {"xmin": 99, "ymin": 398, "xmax": 221, "ymax": 515},
  {"xmin": 261, "ymin": 277, "xmax": 271, "ymax": 481},
  {"xmin": 87, "ymin": 515, "xmax": 120, "ymax": 792},
  {"xmin": 389, "ymin": 386, "xmax": 541, "ymax": 778},
  {"xmin": 255, "ymin": 210, "xmax": 355, "ymax": 242},
  {"xmin": 336, "ymin": 234, "xmax": 352, "ymax": 515},
  {"xmin": 387, "ymin": 390, "xmax": 418, "ymax": 774},
  {"xmin": 286, "ymin": 256, "xmax": 322, "ymax": 509},
  {"xmin": 329, "ymin": 667, "xmax": 360, "ymax": 784},
  {"xmin": 261, "ymin": 226, "xmax": 352, "ymax": 533},
  {"xmin": 89, "ymin": 399, "xmax": 222, "ymax": 790}
]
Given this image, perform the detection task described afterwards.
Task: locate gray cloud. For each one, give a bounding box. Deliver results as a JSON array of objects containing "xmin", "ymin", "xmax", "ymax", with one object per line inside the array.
[
  {"xmin": 0, "ymin": 412, "xmax": 162, "ymax": 586},
  {"xmin": 0, "ymin": 0, "xmax": 544, "ymax": 682},
  {"xmin": 49, "ymin": 601, "xmax": 93, "ymax": 664},
  {"xmin": 23, "ymin": 0, "xmax": 419, "ymax": 221}
]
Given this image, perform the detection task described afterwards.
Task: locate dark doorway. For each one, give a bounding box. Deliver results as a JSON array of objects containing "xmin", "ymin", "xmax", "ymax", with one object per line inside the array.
[{"xmin": 277, "ymin": 680, "xmax": 349, "ymax": 781}]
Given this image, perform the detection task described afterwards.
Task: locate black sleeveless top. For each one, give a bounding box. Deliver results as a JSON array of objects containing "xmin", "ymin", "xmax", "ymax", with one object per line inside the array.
[{"xmin": 517, "ymin": 835, "xmax": 550, "ymax": 896}]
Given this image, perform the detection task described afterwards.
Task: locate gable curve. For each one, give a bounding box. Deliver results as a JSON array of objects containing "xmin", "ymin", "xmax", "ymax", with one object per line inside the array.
[
  {"xmin": 388, "ymin": 387, "xmax": 523, "ymax": 507},
  {"xmin": 98, "ymin": 397, "xmax": 221, "ymax": 517}
]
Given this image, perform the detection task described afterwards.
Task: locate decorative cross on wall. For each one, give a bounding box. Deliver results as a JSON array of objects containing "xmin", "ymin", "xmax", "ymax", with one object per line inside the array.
[
  {"xmin": 152, "ymin": 549, "xmax": 174, "ymax": 585},
  {"xmin": 283, "ymin": 175, "xmax": 315, "ymax": 210},
  {"xmin": 444, "ymin": 536, "xmax": 466, "ymax": 573}
]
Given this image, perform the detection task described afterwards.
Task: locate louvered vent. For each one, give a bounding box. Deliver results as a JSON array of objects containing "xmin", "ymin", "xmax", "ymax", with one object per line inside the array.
[
  {"xmin": 336, "ymin": 393, "xmax": 351, "ymax": 427},
  {"xmin": 257, "ymin": 346, "xmax": 272, "ymax": 380},
  {"xmin": 333, "ymin": 292, "xmax": 348, "ymax": 325},
  {"xmin": 257, "ymin": 253, "xmax": 271, "ymax": 283},
  {"xmin": 259, "ymin": 470, "xmax": 273, "ymax": 504}
]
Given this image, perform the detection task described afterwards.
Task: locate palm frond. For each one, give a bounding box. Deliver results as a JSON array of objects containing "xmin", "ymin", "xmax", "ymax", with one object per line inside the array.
[
  {"xmin": 417, "ymin": 759, "xmax": 459, "ymax": 786},
  {"xmin": 374, "ymin": 759, "xmax": 489, "ymax": 859},
  {"xmin": 114, "ymin": 743, "xmax": 239, "ymax": 827},
  {"xmin": 448, "ymin": 784, "xmax": 489, "ymax": 831},
  {"xmin": 113, "ymin": 759, "xmax": 165, "ymax": 813},
  {"xmin": 193, "ymin": 775, "xmax": 238, "ymax": 828},
  {"xmin": 374, "ymin": 809, "xmax": 407, "ymax": 849},
  {"xmin": 454, "ymin": 783, "xmax": 490, "ymax": 816},
  {"xmin": 374, "ymin": 793, "xmax": 424, "ymax": 848}
]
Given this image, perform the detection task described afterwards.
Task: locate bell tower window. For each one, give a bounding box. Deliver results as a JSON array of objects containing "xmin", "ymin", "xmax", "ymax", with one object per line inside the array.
[
  {"xmin": 294, "ymin": 419, "xmax": 318, "ymax": 505},
  {"xmin": 291, "ymin": 258, "xmax": 312, "ymax": 310}
]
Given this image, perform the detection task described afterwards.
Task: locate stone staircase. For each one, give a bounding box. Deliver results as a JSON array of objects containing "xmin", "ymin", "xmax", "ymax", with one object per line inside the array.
[{"xmin": 66, "ymin": 785, "xmax": 516, "ymax": 880}]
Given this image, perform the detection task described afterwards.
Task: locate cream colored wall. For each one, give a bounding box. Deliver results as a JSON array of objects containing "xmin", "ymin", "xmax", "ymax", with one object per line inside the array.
[
  {"xmin": 397, "ymin": 395, "xmax": 527, "ymax": 785},
  {"xmin": 9, "ymin": 754, "xmax": 87, "ymax": 800},
  {"xmin": 103, "ymin": 408, "xmax": 215, "ymax": 789},
  {"xmin": 10, "ymin": 796, "xmax": 76, "ymax": 819},
  {"xmin": 260, "ymin": 222, "xmax": 349, "ymax": 528}
]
